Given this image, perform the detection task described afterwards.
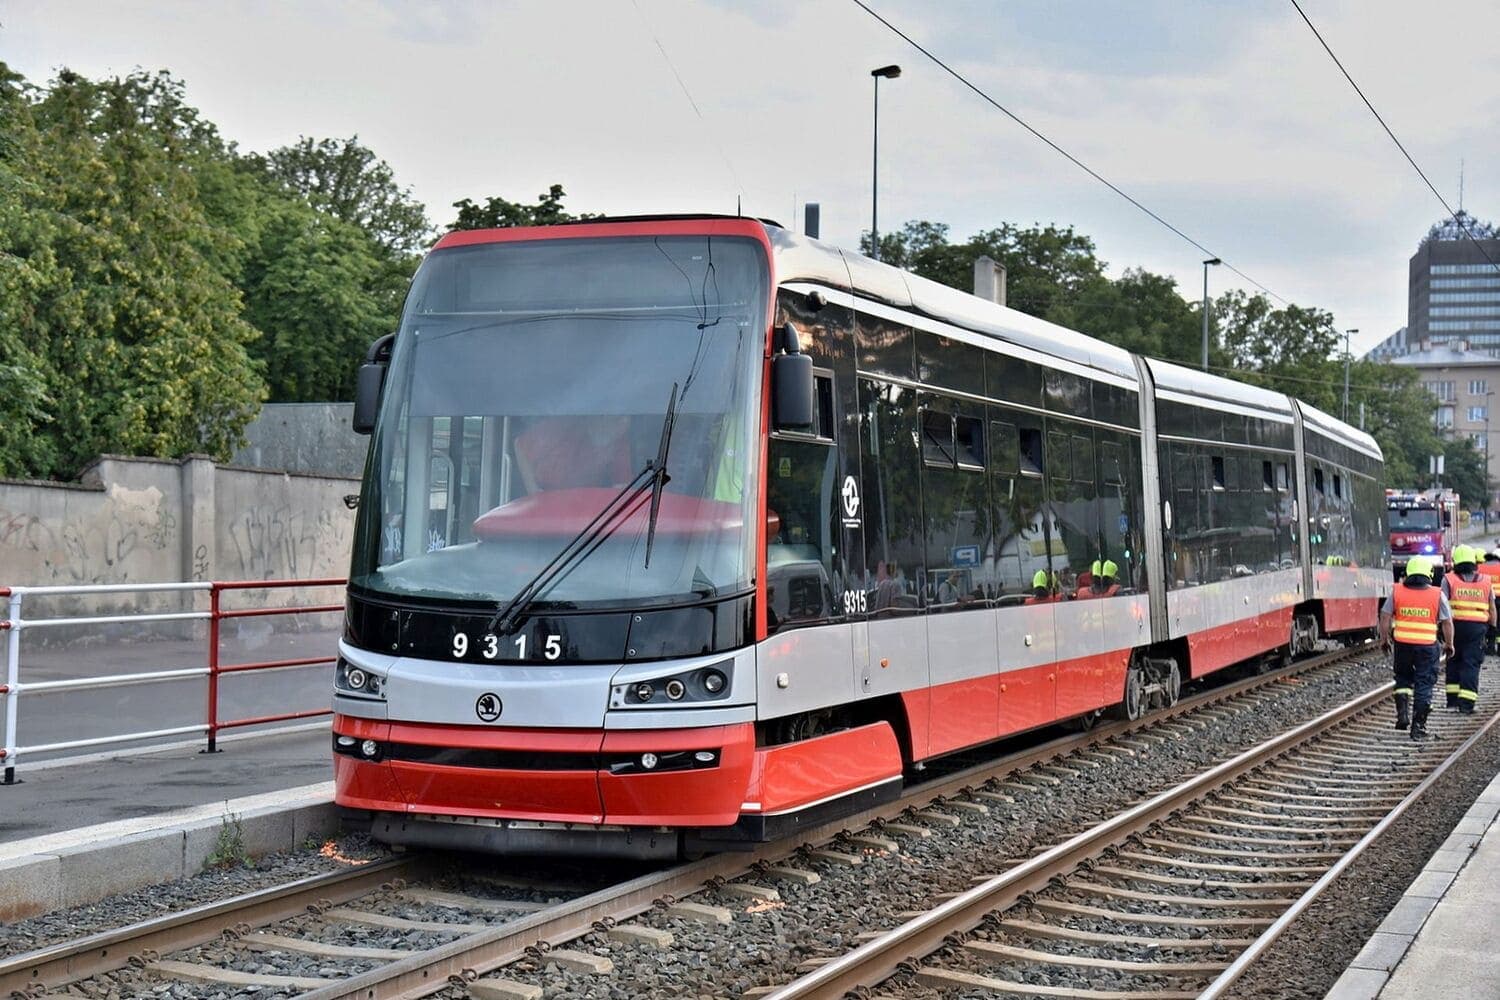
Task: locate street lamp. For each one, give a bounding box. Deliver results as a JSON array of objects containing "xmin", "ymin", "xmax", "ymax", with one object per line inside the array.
[
  {"xmin": 1487, "ymin": 390, "xmax": 1494, "ymax": 534},
  {"xmin": 870, "ymin": 64, "xmax": 901, "ymax": 262},
  {"xmin": 1343, "ymin": 328, "xmax": 1358, "ymax": 421},
  {"xmin": 1201, "ymin": 258, "xmax": 1221, "ymax": 371}
]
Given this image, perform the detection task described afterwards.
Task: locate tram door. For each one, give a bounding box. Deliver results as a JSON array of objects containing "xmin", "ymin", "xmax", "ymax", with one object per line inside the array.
[{"xmin": 856, "ymin": 375, "xmax": 927, "ymax": 744}]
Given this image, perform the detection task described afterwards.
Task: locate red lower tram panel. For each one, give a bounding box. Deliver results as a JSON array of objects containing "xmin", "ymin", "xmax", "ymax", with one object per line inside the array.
[{"xmin": 333, "ymin": 715, "xmax": 902, "ymax": 856}]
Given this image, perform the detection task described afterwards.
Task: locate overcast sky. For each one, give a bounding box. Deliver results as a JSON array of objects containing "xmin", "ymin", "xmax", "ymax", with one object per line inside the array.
[{"xmin": 8, "ymin": 0, "xmax": 1498, "ymax": 354}]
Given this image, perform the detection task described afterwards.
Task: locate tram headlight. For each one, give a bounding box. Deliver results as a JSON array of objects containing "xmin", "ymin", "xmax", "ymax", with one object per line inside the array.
[
  {"xmin": 336, "ymin": 657, "xmax": 387, "ymax": 701},
  {"xmin": 640, "ymin": 752, "xmax": 659, "ymax": 770},
  {"xmin": 360, "ymin": 739, "xmax": 380, "ymax": 758},
  {"xmin": 609, "ymin": 659, "xmax": 734, "ymax": 709}
]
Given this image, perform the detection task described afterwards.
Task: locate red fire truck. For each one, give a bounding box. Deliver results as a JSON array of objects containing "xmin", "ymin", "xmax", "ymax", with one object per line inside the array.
[{"xmin": 1387, "ymin": 489, "xmax": 1459, "ymax": 577}]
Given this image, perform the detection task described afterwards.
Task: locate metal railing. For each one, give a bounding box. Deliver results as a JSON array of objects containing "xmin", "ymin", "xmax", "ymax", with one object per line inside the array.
[{"xmin": 1, "ymin": 578, "xmax": 344, "ymax": 783}]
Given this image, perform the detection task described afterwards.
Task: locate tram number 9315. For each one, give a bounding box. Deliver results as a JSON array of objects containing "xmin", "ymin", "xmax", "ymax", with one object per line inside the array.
[{"xmin": 451, "ymin": 632, "xmax": 563, "ymax": 661}]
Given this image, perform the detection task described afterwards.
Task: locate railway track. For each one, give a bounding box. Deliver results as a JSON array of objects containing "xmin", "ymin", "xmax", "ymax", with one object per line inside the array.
[
  {"xmin": 0, "ymin": 643, "xmax": 1393, "ymax": 1000},
  {"xmin": 770, "ymin": 679, "xmax": 1500, "ymax": 1000}
]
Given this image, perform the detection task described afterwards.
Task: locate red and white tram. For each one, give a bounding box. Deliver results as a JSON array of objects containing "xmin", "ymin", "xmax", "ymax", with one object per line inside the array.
[{"xmin": 332, "ymin": 216, "xmax": 1390, "ymax": 857}]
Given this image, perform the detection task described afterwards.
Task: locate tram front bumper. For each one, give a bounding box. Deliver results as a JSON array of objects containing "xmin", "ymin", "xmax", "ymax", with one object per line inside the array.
[{"xmin": 332, "ymin": 714, "xmax": 756, "ymax": 828}]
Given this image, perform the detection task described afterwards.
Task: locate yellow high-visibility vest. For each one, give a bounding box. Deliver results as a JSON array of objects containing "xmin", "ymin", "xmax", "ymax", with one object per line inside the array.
[{"xmin": 1392, "ymin": 584, "xmax": 1441, "ymax": 645}]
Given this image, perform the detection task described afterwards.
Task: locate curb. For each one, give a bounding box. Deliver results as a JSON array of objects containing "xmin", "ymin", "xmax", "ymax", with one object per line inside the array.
[
  {"xmin": 0, "ymin": 784, "xmax": 336, "ymax": 922},
  {"xmin": 1323, "ymin": 768, "xmax": 1500, "ymax": 1000}
]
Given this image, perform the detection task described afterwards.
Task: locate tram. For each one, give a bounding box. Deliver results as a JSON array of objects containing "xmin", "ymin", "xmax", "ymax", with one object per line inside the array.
[{"xmin": 331, "ymin": 215, "xmax": 1389, "ymax": 857}]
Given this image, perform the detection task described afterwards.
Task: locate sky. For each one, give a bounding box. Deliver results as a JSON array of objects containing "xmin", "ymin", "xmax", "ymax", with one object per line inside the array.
[{"xmin": 7, "ymin": 0, "xmax": 1499, "ymax": 355}]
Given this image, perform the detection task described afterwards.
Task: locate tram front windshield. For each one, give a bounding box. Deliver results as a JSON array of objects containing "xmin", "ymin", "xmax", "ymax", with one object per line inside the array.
[{"xmin": 351, "ymin": 235, "xmax": 767, "ymax": 610}]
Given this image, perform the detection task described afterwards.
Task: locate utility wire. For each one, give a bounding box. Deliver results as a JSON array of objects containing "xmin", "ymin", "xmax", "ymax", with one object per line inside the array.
[
  {"xmin": 630, "ymin": 0, "xmax": 744, "ymax": 202},
  {"xmin": 1289, "ymin": 0, "xmax": 1500, "ymax": 276},
  {"xmin": 850, "ymin": 0, "xmax": 1290, "ymax": 305}
]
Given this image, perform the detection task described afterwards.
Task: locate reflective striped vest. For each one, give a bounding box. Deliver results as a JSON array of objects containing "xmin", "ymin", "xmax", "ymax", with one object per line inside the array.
[
  {"xmin": 1479, "ymin": 562, "xmax": 1500, "ymax": 585},
  {"xmin": 1392, "ymin": 583, "xmax": 1441, "ymax": 645},
  {"xmin": 1447, "ymin": 571, "xmax": 1493, "ymax": 623}
]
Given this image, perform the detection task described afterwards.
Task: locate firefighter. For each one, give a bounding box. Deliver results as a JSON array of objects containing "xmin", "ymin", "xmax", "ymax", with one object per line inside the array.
[
  {"xmin": 1094, "ymin": 559, "xmax": 1120, "ymax": 597},
  {"xmin": 1025, "ymin": 569, "xmax": 1053, "ymax": 604},
  {"xmin": 1379, "ymin": 555, "xmax": 1454, "ymax": 740},
  {"xmin": 1479, "ymin": 549, "xmax": 1500, "ymax": 655},
  {"xmin": 1444, "ymin": 544, "xmax": 1495, "ymax": 712}
]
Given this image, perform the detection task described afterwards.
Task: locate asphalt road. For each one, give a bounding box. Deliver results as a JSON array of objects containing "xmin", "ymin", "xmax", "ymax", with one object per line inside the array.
[{"xmin": 5, "ymin": 619, "xmax": 340, "ymax": 765}]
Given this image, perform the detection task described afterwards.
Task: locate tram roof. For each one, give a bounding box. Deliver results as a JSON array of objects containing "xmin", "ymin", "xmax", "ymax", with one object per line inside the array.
[
  {"xmin": 767, "ymin": 225, "xmax": 1140, "ymax": 385},
  {"xmin": 1296, "ymin": 399, "xmax": 1383, "ymax": 461}
]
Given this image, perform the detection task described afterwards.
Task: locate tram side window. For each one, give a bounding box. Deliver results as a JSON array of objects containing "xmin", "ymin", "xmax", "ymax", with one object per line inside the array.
[
  {"xmin": 1048, "ymin": 421, "xmax": 1098, "ymax": 599},
  {"xmin": 859, "ymin": 379, "xmax": 923, "ymax": 614},
  {"xmin": 1262, "ymin": 461, "xmax": 1274, "ymax": 491},
  {"xmin": 991, "ymin": 421, "xmax": 1019, "ymax": 474},
  {"xmin": 921, "ymin": 409, "xmax": 955, "ymax": 466},
  {"xmin": 923, "ymin": 406, "xmax": 991, "ymax": 609},
  {"xmin": 1097, "ymin": 431, "xmax": 1144, "ymax": 594},
  {"xmin": 766, "ymin": 414, "xmax": 842, "ymax": 631},
  {"xmin": 1167, "ymin": 443, "xmax": 1201, "ymax": 589},
  {"xmin": 1019, "ymin": 427, "xmax": 1044, "ymax": 476}
]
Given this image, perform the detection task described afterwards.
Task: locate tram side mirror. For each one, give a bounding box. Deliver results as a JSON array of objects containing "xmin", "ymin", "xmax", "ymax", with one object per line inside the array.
[
  {"xmin": 772, "ymin": 324, "xmax": 814, "ymax": 432},
  {"xmin": 352, "ymin": 332, "xmax": 396, "ymax": 434}
]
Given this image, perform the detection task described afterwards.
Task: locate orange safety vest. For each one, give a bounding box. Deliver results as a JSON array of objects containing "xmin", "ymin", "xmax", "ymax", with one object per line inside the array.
[
  {"xmin": 1447, "ymin": 571, "xmax": 1493, "ymax": 623},
  {"xmin": 1478, "ymin": 562, "xmax": 1500, "ymax": 586},
  {"xmin": 1392, "ymin": 583, "xmax": 1441, "ymax": 645}
]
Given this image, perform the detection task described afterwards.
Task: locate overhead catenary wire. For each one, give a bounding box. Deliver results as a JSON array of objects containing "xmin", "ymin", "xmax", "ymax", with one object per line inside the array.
[
  {"xmin": 630, "ymin": 0, "xmax": 744, "ymax": 204},
  {"xmin": 1288, "ymin": 0, "xmax": 1500, "ymax": 277},
  {"xmin": 849, "ymin": 0, "xmax": 1291, "ymax": 306}
]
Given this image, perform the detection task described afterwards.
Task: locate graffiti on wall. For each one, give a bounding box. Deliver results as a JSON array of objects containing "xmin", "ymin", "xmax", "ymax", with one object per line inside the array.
[
  {"xmin": 225, "ymin": 502, "xmax": 350, "ymax": 580},
  {"xmin": 0, "ymin": 485, "xmax": 176, "ymax": 584}
]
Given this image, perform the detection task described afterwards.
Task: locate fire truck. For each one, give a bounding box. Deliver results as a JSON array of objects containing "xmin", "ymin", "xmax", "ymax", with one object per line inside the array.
[{"xmin": 1387, "ymin": 489, "xmax": 1460, "ymax": 577}]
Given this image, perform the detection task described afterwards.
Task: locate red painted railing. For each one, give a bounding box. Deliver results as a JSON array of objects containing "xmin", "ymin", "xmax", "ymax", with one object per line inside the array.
[
  {"xmin": 1, "ymin": 578, "xmax": 346, "ymax": 782},
  {"xmin": 204, "ymin": 578, "xmax": 346, "ymax": 753}
]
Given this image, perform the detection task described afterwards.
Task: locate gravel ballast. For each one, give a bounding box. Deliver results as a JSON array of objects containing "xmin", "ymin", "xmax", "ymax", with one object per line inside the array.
[{"xmin": 1223, "ymin": 706, "xmax": 1500, "ymax": 1000}]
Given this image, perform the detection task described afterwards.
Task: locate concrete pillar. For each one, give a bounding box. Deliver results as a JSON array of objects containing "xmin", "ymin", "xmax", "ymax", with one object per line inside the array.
[
  {"xmin": 180, "ymin": 455, "xmax": 215, "ymax": 582},
  {"xmin": 974, "ymin": 256, "xmax": 1007, "ymax": 307}
]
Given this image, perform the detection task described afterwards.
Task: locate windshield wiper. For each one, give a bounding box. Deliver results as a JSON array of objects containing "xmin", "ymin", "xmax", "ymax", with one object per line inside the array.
[
  {"xmin": 643, "ymin": 382, "xmax": 678, "ymax": 569},
  {"xmin": 485, "ymin": 383, "xmax": 679, "ymax": 637}
]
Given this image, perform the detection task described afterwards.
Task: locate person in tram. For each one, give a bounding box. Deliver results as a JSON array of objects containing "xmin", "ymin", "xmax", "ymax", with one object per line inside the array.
[
  {"xmin": 1024, "ymin": 569, "xmax": 1054, "ymax": 604},
  {"xmin": 1092, "ymin": 559, "xmax": 1120, "ymax": 597},
  {"xmin": 1478, "ymin": 549, "xmax": 1500, "ymax": 656},
  {"xmin": 1073, "ymin": 561, "xmax": 1099, "ymax": 600},
  {"xmin": 1441, "ymin": 544, "xmax": 1493, "ymax": 714},
  {"xmin": 1379, "ymin": 555, "xmax": 1454, "ymax": 741}
]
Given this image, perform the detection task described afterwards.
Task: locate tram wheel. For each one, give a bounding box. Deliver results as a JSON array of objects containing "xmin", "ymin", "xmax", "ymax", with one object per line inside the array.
[
  {"xmin": 1121, "ymin": 662, "xmax": 1146, "ymax": 721},
  {"xmin": 1163, "ymin": 659, "xmax": 1181, "ymax": 707}
]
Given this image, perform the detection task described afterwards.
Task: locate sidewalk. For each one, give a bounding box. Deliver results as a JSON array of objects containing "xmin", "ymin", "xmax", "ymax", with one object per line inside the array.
[
  {"xmin": 1325, "ymin": 756, "xmax": 1500, "ymax": 999},
  {"xmin": 0, "ymin": 726, "xmax": 332, "ymax": 848}
]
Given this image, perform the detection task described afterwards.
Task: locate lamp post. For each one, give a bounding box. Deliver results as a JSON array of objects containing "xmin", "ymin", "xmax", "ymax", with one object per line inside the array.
[
  {"xmin": 869, "ymin": 64, "xmax": 901, "ymax": 261},
  {"xmin": 1201, "ymin": 258, "xmax": 1221, "ymax": 371},
  {"xmin": 1487, "ymin": 390, "xmax": 1494, "ymax": 535},
  {"xmin": 1343, "ymin": 328, "xmax": 1358, "ymax": 421}
]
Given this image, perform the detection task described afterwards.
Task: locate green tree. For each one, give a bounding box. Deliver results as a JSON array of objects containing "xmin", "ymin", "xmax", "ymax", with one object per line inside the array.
[
  {"xmin": 864, "ymin": 219, "xmax": 1105, "ymax": 320},
  {"xmin": 0, "ymin": 67, "xmax": 59, "ymax": 476},
  {"xmin": 449, "ymin": 184, "xmax": 594, "ymax": 230},
  {"xmin": 1443, "ymin": 436, "xmax": 1488, "ymax": 506},
  {"xmin": 0, "ymin": 66, "xmax": 264, "ymax": 478},
  {"xmin": 239, "ymin": 199, "xmax": 390, "ymax": 400},
  {"xmin": 259, "ymin": 136, "xmax": 432, "ymax": 256},
  {"xmin": 1052, "ymin": 268, "xmax": 1201, "ymax": 364}
]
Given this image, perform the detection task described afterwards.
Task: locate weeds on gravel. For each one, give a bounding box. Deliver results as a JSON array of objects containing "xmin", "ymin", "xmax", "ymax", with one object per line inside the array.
[{"xmin": 205, "ymin": 811, "xmax": 252, "ymax": 869}]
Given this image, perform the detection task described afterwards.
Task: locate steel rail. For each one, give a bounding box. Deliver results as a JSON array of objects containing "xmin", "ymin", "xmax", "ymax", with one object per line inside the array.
[
  {"xmin": 1197, "ymin": 698, "xmax": 1500, "ymax": 999},
  {"xmin": 0, "ymin": 857, "xmax": 418, "ymax": 995},
  {"xmin": 297, "ymin": 646, "xmax": 1375, "ymax": 1000},
  {"xmin": 0, "ymin": 644, "xmax": 1370, "ymax": 999},
  {"xmin": 762, "ymin": 680, "xmax": 1395, "ymax": 999}
]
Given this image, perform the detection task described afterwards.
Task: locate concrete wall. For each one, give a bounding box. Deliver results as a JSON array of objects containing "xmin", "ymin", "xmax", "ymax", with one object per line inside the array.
[
  {"xmin": 232, "ymin": 403, "xmax": 368, "ymax": 479},
  {"xmin": 0, "ymin": 455, "xmax": 358, "ymax": 594}
]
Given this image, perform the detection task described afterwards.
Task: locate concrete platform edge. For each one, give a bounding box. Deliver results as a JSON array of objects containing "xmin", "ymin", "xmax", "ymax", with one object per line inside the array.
[
  {"xmin": 0, "ymin": 786, "xmax": 336, "ymax": 921},
  {"xmin": 1323, "ymin": 765, "xmax": 1500, "ymax": 1000}
]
